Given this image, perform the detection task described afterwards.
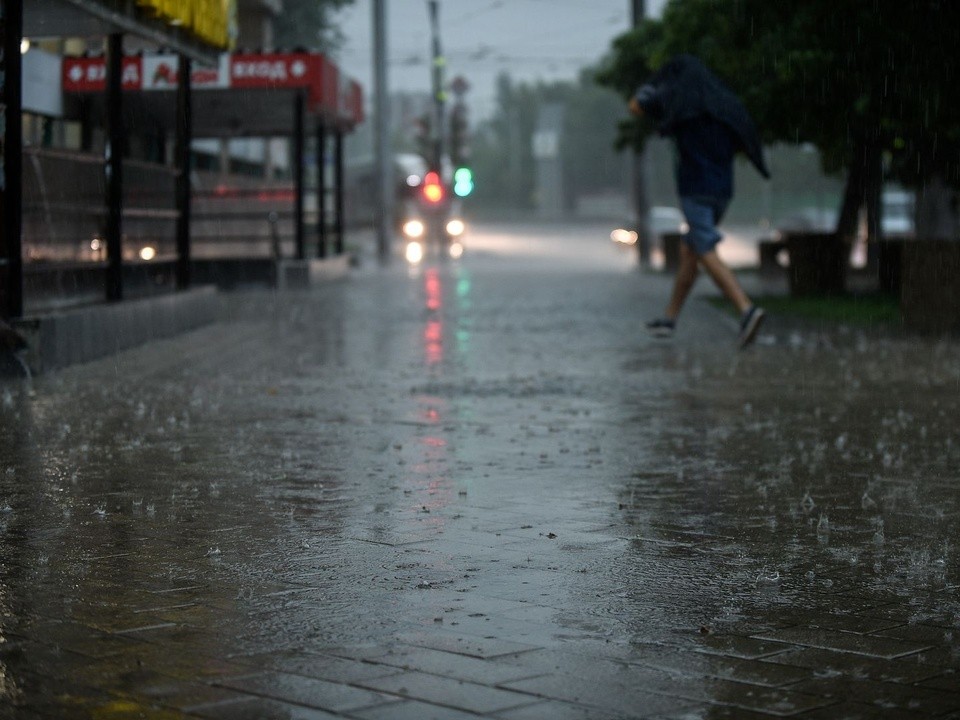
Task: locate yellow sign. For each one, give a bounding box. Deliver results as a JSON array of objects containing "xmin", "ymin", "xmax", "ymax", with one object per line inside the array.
[{"xmin": 136, "ymin": 0, "xmax": 237, "ymax": 50}]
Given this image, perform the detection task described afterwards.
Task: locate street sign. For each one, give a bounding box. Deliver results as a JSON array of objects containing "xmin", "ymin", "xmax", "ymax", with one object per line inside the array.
[
  {"xmin": 532, "ymin": 130, "xmax": 559, "ymax": 160},
  {"xmin": 450, "ymin": 75, "xmax": 469, "ymax": 97}
]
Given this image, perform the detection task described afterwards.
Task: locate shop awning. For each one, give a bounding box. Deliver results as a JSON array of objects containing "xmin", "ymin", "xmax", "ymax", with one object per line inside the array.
[{"xmin": 25, "ymin": 0, "xmax": 230, "ymax": 63}]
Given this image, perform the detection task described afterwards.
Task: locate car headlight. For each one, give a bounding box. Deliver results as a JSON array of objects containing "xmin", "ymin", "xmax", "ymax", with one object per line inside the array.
[
  {"xmin": 405, "ymin": 241, "xmax": 424, "ymax": 264},
  {"xmin": 403, "ymin": 219, "xmax": 426, "ymax": 239},
  {"xmin": 445, "ymin": 219, "xmax": 466, "ymax": 237},
  {"xmin": 449, "ymin": 241, "xmax": 464, "ymax": 259}
]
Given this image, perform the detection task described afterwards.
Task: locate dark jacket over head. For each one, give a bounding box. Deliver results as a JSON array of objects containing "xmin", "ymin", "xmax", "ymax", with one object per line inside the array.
[{"xmin": 635, "ymin": 54, "xmax": 770, "ymax": 179}]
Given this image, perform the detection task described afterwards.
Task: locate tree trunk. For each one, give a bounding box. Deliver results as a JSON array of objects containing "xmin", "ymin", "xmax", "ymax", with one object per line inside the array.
[
  {"xmin": 864, "ymin": 140, "xmax": 883, "ymax": 244},
  {"xmin": 836, "ymin": 138, "xmax": 866, "ymax": 243}
]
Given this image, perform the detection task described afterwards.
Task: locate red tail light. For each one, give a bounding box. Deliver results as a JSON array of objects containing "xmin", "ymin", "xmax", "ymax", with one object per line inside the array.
[{"xmin": 422, "ymin": 171, "xmax": 444, "ymax": 204}]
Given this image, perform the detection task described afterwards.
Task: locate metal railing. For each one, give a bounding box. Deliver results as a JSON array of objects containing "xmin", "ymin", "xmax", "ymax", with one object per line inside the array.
[
  {"xmin": 19, "ymin": 150, "xmax": 315, "ymax": 312},
  {"xmin": 191, "ymin": 170, "xmax": 300, "ymax": 258},
  {"xmin": 23, "ymin": 147, "xmax": 178, "ymax": 264}
]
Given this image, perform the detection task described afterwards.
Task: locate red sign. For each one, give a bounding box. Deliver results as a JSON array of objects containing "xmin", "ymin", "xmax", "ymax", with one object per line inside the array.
[
  {"xmin": 63, "ymin": 56, "xmax": 142, "ymax": 92},
  {"xmin": 229, "ymin": 53, "xmax": 315, "ymax": 89},
  {"xmin": 62, "ymin": 52, "xmax": 364, "ymax": 127}
]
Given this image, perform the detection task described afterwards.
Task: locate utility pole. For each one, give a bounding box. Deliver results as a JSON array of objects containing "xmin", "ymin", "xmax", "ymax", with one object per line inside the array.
[
  {"xmin": 373, "ymin": 0, "xmax": 392, "ymax": 261},
  {"xmin": 631, "ymin": 0, "xmax": 652, "ymax": 268},
  {"xmin": 428, "ymin": 0, "xmax": 445, "ymax": 171}
]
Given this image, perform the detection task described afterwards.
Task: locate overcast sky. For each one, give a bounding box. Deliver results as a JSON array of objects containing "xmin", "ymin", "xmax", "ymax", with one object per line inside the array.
[{"xmin": 331, "ymin": 0, "xmax": 668, "ymax": 121}]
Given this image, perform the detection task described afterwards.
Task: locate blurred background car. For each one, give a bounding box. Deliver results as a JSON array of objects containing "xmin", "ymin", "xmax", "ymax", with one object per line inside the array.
[
  {"xmin": 649, "ymin": 205, "xmax": 689, "ymax": 238},
  {"xmin": 610, "ymin": 205, "xmax": 687, "ymax": 248}
]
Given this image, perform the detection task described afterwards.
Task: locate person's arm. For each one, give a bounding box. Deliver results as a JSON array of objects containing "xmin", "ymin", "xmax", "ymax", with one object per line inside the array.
[{"xmin": 630, "ymin": 83, "xmax": 661, "ymax": 120}]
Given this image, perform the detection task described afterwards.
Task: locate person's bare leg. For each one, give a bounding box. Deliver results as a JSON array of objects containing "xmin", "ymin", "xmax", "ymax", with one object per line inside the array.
[
  {"xmin": 664, "ymin": 243, "xmax": 701, "ymax": 320},
  {"xmin": 699, "ymin": 250, "xmax": 752, "ymax": 314}
]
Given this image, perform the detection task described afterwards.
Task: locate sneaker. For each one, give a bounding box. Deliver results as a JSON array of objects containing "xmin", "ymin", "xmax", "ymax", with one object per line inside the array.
[
  {"xmin": 646, "ymin": 318, "xmax": 675, "ymax": 338},
  {"xmin": 738, "ymin": 306, "xmax": 766, "ymax": 348}
]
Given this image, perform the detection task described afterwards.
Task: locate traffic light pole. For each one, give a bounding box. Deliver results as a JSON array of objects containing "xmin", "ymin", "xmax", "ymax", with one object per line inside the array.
[{"xmin": 428, "ymin": 0, "xmax": 444, "ymax": 171}]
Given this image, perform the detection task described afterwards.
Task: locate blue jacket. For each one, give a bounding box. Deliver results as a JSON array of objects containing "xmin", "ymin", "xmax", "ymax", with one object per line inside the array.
[
  {"xmin": 633, "ymin": 54, "xmax": 770, "ymax": 183},
  {"xmin": 672, "ymin": 116, "xmax": 736, "ymax": 200}
]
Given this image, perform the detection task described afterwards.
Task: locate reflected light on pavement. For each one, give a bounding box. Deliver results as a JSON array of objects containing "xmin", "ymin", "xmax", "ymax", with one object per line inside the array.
[
  {"xmin": 424, "ymin": 319, "xmax": 443, "ymax": 365},
  {"xmin": 423, "ymin": 268, "xmax": 444, "ymax": 366},
  {"xmin": 425, "ymin": 268, "xmax": 442, "ymax": 312}
]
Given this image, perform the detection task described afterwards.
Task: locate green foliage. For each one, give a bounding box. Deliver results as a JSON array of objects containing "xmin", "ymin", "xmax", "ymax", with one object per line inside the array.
[
  {"xmin": 594, "ymin": 23, "xmax": 663, "ymax": 152},
  {"xmin": 709, "ymin": 293, "xmax": 901, "ymax": 326},
  {"xmin": 562, "ymin": 69, "xmax": 632, "ymax": 205},
  {"xmin": 470, "ymin": 75, "xmax": 540, "ymax": 208},
  {"xmin": 596, "ymin": 0, "xmax": 960, "ymax": 188},
  {"xmin": 274, "ymin": 0, "xmax": 354, "ymax": 51},
  {"xmin": 470, "ymin": 72, "xmax": 627, "ymax": 210}
]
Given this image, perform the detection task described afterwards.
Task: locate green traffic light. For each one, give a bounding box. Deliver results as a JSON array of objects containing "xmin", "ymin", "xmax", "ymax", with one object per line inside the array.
[{"xmin": 453, "ymin": 167, "xmax": 474, "ymax": 197}]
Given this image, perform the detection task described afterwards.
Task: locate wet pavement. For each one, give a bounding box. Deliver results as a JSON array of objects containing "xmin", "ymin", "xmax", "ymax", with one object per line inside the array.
[{"xmin": 2, "ymin": 220, "xmax": 960, "ymax": 719}]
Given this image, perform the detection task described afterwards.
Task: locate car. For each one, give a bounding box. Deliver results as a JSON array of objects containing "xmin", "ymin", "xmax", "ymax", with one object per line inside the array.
[
  {"xmin": 774, "ymin": 190, "xmax": 914, "ymax": 240},
  {"xmin": 610, "ymin": 206, "xmax": 688, "ymax": 248},
  {"xmin": 881, "ymin": 190, "xmax": 914, "ymax": 237},
  {"xmin": 649, "ymin": 206, "xmax": 689, "ymax": 237},
  {"xmin": 774, "ymin": 207, "xmax": 839, "ymax": 236}
]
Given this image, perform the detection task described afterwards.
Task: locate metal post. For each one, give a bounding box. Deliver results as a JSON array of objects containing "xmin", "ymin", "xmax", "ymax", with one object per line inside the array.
[
  {"xmin": 428, "ymin": 0, "xmax": 445, "ymax": 170},
  {"xmin": 316, "ymin": 122, "xmax": 328, "ymax": 258},
  {"xmin": 293, "ymin": 92, "xmax": 305, "ymax": 261},
  {"xmin": 631, "ymin": 0, "xmax": 652, "ymax": 268},
  {"xmin": 372, "ymin": 0, "xmax": 392, "ymax": 261},
  {"xmin": 334, "ymin": 130, "xmax": 345, "ymax": 256},
  {"xmin": 1, "ymin": 0, "xmax": 24, "ymax": 318},
  {"xmin": 105, "ymin": 33, "xmax": 124, "ymax": 302},
  {"xmin": 175, "ymin": 54, "xmax": 192, "ymax": 289}
]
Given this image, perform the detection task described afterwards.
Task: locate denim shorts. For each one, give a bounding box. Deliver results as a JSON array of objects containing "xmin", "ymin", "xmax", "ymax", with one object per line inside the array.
[{"xmin": 680, "ymin": 195, "xmax": 730, "ymax": 256}]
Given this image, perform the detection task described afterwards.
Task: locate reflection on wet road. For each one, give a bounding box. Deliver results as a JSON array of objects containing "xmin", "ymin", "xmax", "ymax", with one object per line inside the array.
[{"xmin": 1, "ymin": 221, "xmax": 959, "ymax": 718}]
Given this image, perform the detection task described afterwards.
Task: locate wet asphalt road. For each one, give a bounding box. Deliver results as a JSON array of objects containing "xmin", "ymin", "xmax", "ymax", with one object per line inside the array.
[{"xmin": 1, "ymin": 221, "xmax": 960, "ymax": 719}]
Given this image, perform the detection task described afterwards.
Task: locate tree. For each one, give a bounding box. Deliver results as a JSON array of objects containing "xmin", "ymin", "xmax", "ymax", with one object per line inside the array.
[
  {"xmin": 274, "ymin": 0, "xmax": 354, "ymax": 51},
  {"xmin": 561, "ymin": 69, "xmax": 631, "ymax": 208},
  {"xmin": 596, "ymin": 0, "xmax": 960, "ymax": 241},
  {"xmin": 470, "ymin": 74, "xmax": 541, "ymax": 209},
  {"xmin": 594, "ymin": 21, "xmax": 663, "ymax": 153},
  {"xmin": 471, "ymin": 72, "xmax": 628, "ymax": 211}
]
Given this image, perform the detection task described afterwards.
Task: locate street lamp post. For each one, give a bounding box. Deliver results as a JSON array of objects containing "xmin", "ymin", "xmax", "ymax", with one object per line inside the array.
[
  {"xmin": 631, "ymin": 0, "xmax": 652, "ymax": 268},
  {"xmin": 373, "ymin": 0, "xmax": 392, "ymax": 262},
  {"xmin": 428, "ymin": 0, "xmax": 445, "ymax": 172}
]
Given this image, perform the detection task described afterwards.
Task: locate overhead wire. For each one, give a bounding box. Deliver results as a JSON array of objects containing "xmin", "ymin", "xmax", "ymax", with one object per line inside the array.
[{"xmin": 444, "ymin": 0, "xmax": 506, "ymax": 28}]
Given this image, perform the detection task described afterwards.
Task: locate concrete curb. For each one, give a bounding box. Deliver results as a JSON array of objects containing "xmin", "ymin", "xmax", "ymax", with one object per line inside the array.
[
  {"xmin": 277, "ymin": 254, "xmax": 353, "ymax": 290},
  {"xmin": 7, "ymin": 255, "xmax": 355, "ymax": 375},
  {"xmin": 14, "ymin": 286, "xmax": 222, "ymax": 375}
]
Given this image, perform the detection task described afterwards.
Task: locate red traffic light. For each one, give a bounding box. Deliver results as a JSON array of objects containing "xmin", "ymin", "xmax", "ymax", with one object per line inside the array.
[{"xmin": 422, "ymin": 171, "xmax": 444, "ymax": 204}]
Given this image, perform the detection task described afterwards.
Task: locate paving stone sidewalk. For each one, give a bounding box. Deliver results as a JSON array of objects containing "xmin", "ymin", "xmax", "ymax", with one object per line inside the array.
[{"xmin": 1, "ymin": 230, "xmax": 959, "ymax": 719}]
